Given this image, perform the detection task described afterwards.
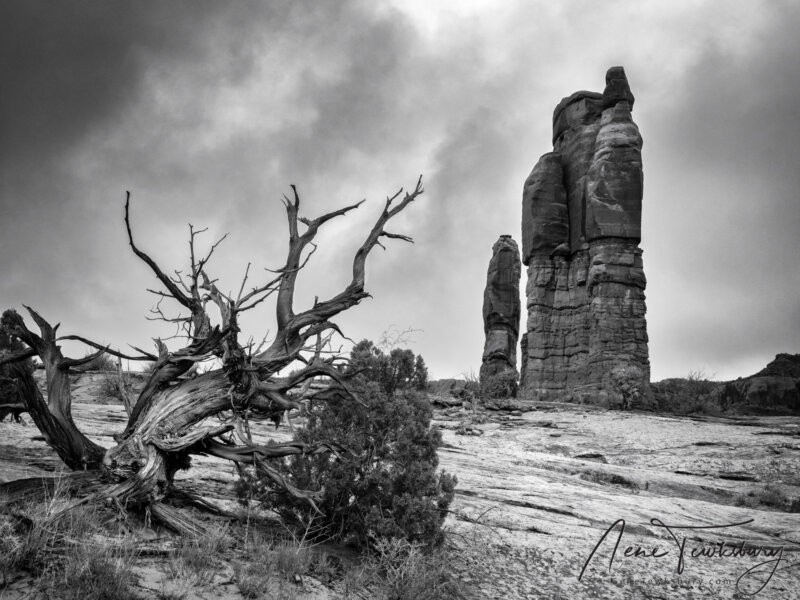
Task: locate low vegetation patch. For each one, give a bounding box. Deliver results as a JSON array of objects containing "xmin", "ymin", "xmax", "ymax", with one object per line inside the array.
[
  {"xmin": 650, "ymin": 370, "xmax": 722, "ymax": 415},
  {"xmin": 39, "ymin": 544, "xmax": 140, "ymax": 600},
  {"xmin": 734, "ymin": 484, "xmax": 799, "ymax": 512},
  {"xmin": 480, "ymin": 369, "xmax": 519, "ymax": 399},
  {"xmin": 167, "ymin": 523, "xmax": 231, "ymax": 586},
  {"xmin": 340, "ymin": 536, "xmax": 466, "ymax": 600},
  {"xmin": 0, "ymin": 477, "xmax": 140, "ymax": 598},
  {"xmin": 580, "ymin": 470, "xmax": 639, "ymax": 489}
]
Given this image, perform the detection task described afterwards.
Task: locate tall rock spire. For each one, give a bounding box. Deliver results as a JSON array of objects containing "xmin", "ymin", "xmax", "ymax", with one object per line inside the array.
[
  {"xmin": 480, "ymin": 235, "xmax": 521, "ymax": 398},
  {"xmin": 520, "ymin": 67, "xmax": 652, "ymax": 409}
]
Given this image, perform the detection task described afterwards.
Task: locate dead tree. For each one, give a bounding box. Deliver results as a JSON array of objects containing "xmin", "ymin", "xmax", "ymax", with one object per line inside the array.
[{"xmin": 0, "ymin": 178, "xmax": 423, "ymax": 532}]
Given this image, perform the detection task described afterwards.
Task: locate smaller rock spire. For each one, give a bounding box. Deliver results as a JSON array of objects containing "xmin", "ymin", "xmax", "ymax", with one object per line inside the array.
[{"xmin": 480, "ymin": 235, "xmax": 521, "ymax": 399}]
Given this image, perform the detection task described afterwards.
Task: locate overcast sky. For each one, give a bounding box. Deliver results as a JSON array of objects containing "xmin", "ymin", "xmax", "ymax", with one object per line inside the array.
[{"xmin": 1, "ymin": 0, "xmax": 798, "ymax": 382}]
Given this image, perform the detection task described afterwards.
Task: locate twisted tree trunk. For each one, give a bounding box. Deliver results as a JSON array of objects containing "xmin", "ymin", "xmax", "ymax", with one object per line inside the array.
[
  {"xmin": 2, "ymin": 310, "xmax": 105, "ymax": 470},
  {"xmin": 0, "ymin": 178, "xmax": 424, "ymax": 532}
]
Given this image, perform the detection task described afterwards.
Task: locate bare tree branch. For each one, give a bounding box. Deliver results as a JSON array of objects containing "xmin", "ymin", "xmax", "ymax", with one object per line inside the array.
[
  {"xmin": 126, "ymin": 192, "xmax": 194, "ymax": 311},
  {"xmin": 253, "ymin": 177, "xmax": 423, "ymax": 373},
  {"xmin": 57, "ymin": 336, "xmax": 158, "ymax": 362},
  {"xmin": 274, "ymin": 187, "xmax": 365, "ymax": 331},
  {"xmin": 60, "ymin": 345, "xmax": 109, "ymax": 369}
]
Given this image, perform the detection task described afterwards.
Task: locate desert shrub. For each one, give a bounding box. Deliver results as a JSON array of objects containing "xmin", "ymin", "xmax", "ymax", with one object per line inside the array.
[
  {"xmin": 231, "ymin": 528, "xmax": 313, "ymax": 599},
  {"xmin": 349, "ymin": 339, "xmax": 428, "ymax": 394},
  {"xmin": 238, "ymin": 380, "xmax": 455, "ymax": 549},
  {"xmin": 168, "ymin": 523, "xmax": 231, "ymax": 586},
  {"xmin": 1, "ymin": 476, "xmax": 138, "ymax": 598},
  {"xmin": 11, "ymin": 496, "xmax": 102, "ymax": 575},
  {"xmin": 650, "ymin": 369, "xmax": 720, "ymax": 414},
  {"xmin": 100, "ymin": 371, "xmax": 129, "ymax": 403},
  {"xmin": 479, "ymin": 368, "xmax": 518, "ymax": 399},
  {"xmin": 609, "ymin": 365, "xmax": 647, "ymax": 409},
  {"xmin": 734, "ymin": 484, "xmax": 796, "ymax": 512},
  {"xmin": 40, "ymin": 545, "xmax": 139, "ymax": 600},
  {"xmin": 0, "ymin": 517, "xmax": 23, "ymax": 585},
  {"xmin": 579, "ymin": 470, "xmax": 639, "ymax": 489},
  {"xmin": 367, "ymin": 536, "xmax": 465, "ymax": 600}
]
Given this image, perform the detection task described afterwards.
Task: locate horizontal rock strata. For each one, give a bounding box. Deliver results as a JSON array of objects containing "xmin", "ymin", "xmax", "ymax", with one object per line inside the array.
[{"xmin": 520, "ymin": 67, "xmax": 652, "ymax": 408}]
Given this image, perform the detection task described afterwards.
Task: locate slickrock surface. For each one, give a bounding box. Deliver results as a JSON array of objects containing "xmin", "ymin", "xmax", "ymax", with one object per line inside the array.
[
  {"xmin": 2, "ymin": 397, "xmax": 799, "ymax": 599},
  {"xmin": 521, "ymin": 67, "xmax": 652, "ymax": 409},
  {"xmin": 436, "ymin": 405, "xmax": 800, "ymax": 599},
  {"xmin": 480, "ymin": 235, "xmax": 522, "ymax": 395}
]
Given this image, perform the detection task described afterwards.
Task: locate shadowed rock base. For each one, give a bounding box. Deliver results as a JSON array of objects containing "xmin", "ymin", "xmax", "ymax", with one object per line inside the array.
[{"xmin": 520, "ymin": 67, "xmax": 652, "ymax": 409}]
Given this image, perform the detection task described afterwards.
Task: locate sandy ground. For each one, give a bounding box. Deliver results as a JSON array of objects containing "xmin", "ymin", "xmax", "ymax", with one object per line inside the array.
[{"xmin": 1, "ymin": 382, "xmax": 798, "ymax": 599}]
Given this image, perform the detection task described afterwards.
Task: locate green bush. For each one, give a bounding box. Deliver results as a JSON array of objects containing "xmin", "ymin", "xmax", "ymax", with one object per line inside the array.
[
  {"xmin": 238, "ymin": 381, "xmax": 455, "ymax": 549},
  {"xmin": 609, "ymin": 365, "xmax": 647, "ymax": 409},
  {"xmin": 367, "ymin": 536, "xmax": 465, "ymax": 600},
  {"xmin": 479, "ymin": 368, "xmax": 518, "ymax": 399},
  {"xmin": 734, "ymin": 484, "xmax": 795, "ymax": 512},
  {"xmin": 650, "ymin": 369, "xmax": 720, "ymax": 414},
  {"xmin": 349, "ymin": 339, "xmax": 428, "ymax": 395},
  {"xmin": 42, "ymin": 547, "xmax": 139, "ymax": 600}
]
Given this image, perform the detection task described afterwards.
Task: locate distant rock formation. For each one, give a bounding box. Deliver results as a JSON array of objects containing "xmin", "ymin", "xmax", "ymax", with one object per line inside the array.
[
  {"xmin": 651, "ymin": 354, "xmax": 800, "ymax": 415},
  {"xmin": 520, "ymin": 67, "xmax": 652, "ymax": 408},
  {"xmin": 480, "ymin": 235, "xmax": 521, "ymax": 398},
  {"xmin": 710, "ymin": 354, "xmax": 800, "ymax": 414}
]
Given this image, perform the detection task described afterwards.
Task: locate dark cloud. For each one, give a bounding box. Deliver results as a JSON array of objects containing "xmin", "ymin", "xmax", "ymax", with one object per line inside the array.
[
  {"xmin": 0, "ymin": 0, "xmax": 434, "ymax": 360},
  {"xmin": 641, "ymin": 2, "xmax": 800, "ymax": 379},
  {"xmin": 1, "ymin": 1, "xmax": 798, "ymax": 382},
  {"xmin": 0, "ymin": 1, "xmax": 239, "ymax": 178}
]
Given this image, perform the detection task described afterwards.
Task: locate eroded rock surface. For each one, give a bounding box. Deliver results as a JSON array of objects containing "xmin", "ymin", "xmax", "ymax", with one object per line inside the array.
[
  {"xmin": 2, "ymin": 390, "xmax": 800, "ymax": 598},
  {"xmin": 521, "ymin": 67, "xmax": 652, "ymax": 408},
  {"xmin": 480, "ymin": 235, "xmax": 521, "ymax": 398}
]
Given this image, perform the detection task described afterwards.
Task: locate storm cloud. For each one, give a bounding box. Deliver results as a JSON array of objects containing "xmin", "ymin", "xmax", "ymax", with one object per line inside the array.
[{"xmin": 1, "ymin": 0, "xmax": 798, "ymax": 381}]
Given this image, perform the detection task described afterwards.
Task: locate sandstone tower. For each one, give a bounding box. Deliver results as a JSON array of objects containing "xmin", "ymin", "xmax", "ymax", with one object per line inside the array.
[
  {"xmin": 519, "ymin": 67, "xmax": 652, "ymax": 408},
  {"xmin": 480, "ymin": 235, "xmax": 521, "ymax": 398}
]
